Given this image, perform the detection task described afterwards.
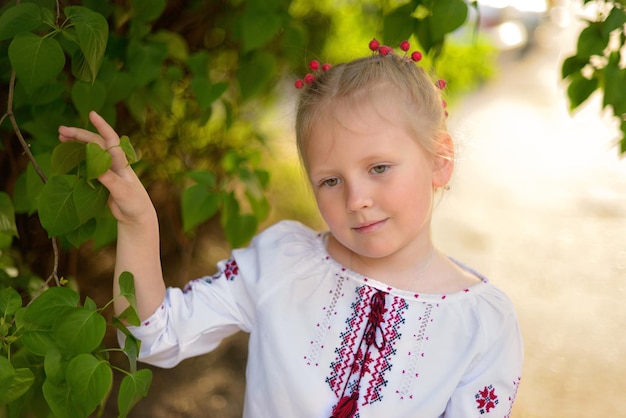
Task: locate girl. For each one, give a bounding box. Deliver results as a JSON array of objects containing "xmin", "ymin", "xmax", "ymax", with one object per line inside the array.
[{"xmin": 59, "ymin": 40, "xmax": 523, "ymax": 418}]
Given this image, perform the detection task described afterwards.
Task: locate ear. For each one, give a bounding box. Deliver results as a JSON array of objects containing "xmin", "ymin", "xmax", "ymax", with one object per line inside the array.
[{"xmin": 431, "ymin": 133, "xmax": 454, "ymax": 188}]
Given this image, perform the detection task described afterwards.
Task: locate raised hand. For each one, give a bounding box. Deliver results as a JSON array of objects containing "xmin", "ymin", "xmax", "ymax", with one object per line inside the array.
[{"xmin": 58, "ymin": 111, "xmax": 155, "ymax": 227}]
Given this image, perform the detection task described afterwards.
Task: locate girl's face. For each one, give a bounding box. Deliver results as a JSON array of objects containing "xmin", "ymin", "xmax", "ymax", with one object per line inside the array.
[{"xmin": 305, "ymin": 101, "xmax": 452, "ymax": 267}]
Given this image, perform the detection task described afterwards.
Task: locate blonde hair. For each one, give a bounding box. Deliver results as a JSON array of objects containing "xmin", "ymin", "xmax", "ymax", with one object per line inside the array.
[{"xmin": 295, "ymin": 53, "xmax": 449, "ymax": 167}]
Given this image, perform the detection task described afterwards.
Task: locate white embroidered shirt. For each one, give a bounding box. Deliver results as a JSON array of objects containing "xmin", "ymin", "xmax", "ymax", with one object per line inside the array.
[{"xmin": 125, "ymin": 220, "xmax": 523, "ymax": 418}]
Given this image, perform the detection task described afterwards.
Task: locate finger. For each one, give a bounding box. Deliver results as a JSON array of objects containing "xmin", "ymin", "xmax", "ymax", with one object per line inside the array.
[
  {"xmin": 89, "ymin": 111, "xmax": 120, "ymax": 149},
  {"xmin": 58, "ymin": 125, "xmax": 106, "ymax": 148},
  {"xmin": 89, "ymin": 111, "xmax": 131, "ymax": 171}
]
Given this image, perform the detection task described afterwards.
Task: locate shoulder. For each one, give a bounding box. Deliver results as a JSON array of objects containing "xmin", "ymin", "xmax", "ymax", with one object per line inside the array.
[
  {"xmin": 232, "ymin": 220, "xmax": 326, "ymax": 275},
  {"xmin": 468, "ymin": 283, "xmax": 521, "ymax": 343},
  {"xmin": 246, "ymin": 220, "xmax": 321, "ymax": 251}
]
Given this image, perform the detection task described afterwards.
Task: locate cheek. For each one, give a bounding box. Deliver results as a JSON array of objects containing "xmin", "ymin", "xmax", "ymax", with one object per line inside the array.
[{"xmin": 314, "ymin": 191, "xmax": 337, "ymax": 220}]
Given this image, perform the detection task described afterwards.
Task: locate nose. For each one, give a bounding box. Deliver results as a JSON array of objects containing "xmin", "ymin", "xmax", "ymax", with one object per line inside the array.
[{"xmin": 345, "ymin": 180, "xmax": 373, "ymax": 212}]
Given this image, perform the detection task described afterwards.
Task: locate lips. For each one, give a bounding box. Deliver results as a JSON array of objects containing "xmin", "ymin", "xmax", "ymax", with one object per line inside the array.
[{"xmin": 352, "ymin": 218, "xmax": 387, "ymax": 234}]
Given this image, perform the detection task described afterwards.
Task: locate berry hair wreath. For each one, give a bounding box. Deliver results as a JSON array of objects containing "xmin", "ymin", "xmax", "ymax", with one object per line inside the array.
[
  {"xmin": 294, "ymin": 39, "xmax": 448, "ymax": 117},
  {"xmin": 295, "ymin": 39, "xmax": 447, "ymax": 92}
]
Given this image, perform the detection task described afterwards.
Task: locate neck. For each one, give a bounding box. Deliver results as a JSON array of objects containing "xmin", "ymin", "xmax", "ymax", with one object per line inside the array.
[{"xmin": 327, "ymin": 234, "xmax": 436, "ymax": 288}]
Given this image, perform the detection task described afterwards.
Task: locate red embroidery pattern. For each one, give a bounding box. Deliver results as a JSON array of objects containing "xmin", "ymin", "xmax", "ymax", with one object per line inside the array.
[
  {"xmin": 223, "ymin": 259, "xmax": 239, "ymax": 280},
  {"xmin": 184, "ymin": 259, "xmax": 240, "ymax": 292},
  {"xmin": 475, "ymin": 385, "xmax": 499, "ymax": 414},
  {"xmin": 327, "ymin": 286, "xmax": 408, "ymax": 410},
  {"xmin": 327, "ymin": 286, "xmax": 372, "ymax": 398},
  {"xmin": 505, "ymin": 377, "xmax": 522, "ymax": 417},
  {"xmin": 363, "ymin": 295, "xmax": 407, "ymax": 404}
]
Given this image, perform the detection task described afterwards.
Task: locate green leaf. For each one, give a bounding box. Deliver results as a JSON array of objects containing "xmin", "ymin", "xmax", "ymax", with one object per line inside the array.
[
  {"xmin": 84, "ymin": 296, "xmax": 98, "ymax": 311},
  {"xmin": 98, "ymin": 60, "xmax": 136, "ymax": 104},
  {"xmin": 71, "ymin": 80, "xmax": 107, "ymax": 122},
  {"xmin": 131, "ymin": 0, "xmax": 167, "ymax": 22},
  {"xmin": 64, "ymin": 6, "xmax": 109, "ymax": 83},
  {"xmin": 602, "ymin": 6, "xmax": 626, "ymax": 37},
  {"xmin": 187, "ymin": 170, "xmax": 216, "ymax": 187},
  {"xmin": 118, "ymin": 369, "xmax": 152, "ymax": 418},
  {"xmin": 73, "ymin": 178, "xmax": 109, "ymax": 223},
  {"xmin": 118, "ymin": 271, "xmax": 139, "ymax": 321},
  {"xmin": 0, "ymin": 287, "xmax": 22, "ymax": 319},
  {"xmin": 237, "ymin": 52, "xmax": 276, "ymax": 101},
  {"xmin": 415, "ymin": 14, "xmax": 436, "ymax": 53},
  {"xmin": 561, "ymin": 55, "xmax": 588, "ymax": 79},
  {"xmin": 37, "ymin": 175, "xmax": 81, "ymax": 237},
  {"xmin": 0, "ymin": 358, "xmax": 35, "ymax": 406},
  {"xmin": 151, "ymin": 30, "xmax": 189, "ymax": 62},
  {"xmin": 44, "ymin": 348, "xmax": 65, "ymax": 384},
  {"xmin": 112, "ymin": 316, "xmax": 141, "ymax": 372},
  {"xmin": 191, "ymin": 78, "xmax": 228, "ymax": 110},
  {"xmin": 0, "ymin": 356, "xmax": 14, "ymax": 392},
  {"xmin": 66, "ymin": 354, "xmax": 113, "ymax": 415},
  {"xmin": 224, "ymin": 213, "xmax": 257, "ymax": 248},
  {"xmin": 383, "ymin": 3, "xmax": 416, "ymax": 45},
  {"xmin": 182, "ymin": 185, "xmax": 220, "ymax": 232},
  {"xmin": 576, "ymin": 23, "xmax": 607, "ymax": 58},
  {"xmin": 0, "ymin": 3, "xmax": 43, "ymax": 41},
  {"xmin": 567, "ymin": 73, "xmax": 598, "ymax": 110},
  {"xmin": 603, "ymin": 52, "xmax": 626, "ymax": 115},
  {"xmin": 92, "ymin": 212, "xmax": 118, "ymax": 248},
  {"xmin": 26, "ymin": 153, "xmax": 52, "ymax": 214},
  {"xmin": 241, "ymin": 11, "xmax": 282, "ymax": 52},
  {"xmin": 0, "ymin": 192, "xmax": 18, "ymax": 238},
  {"xmin": 64, "ymin": 218, "xmax": 97, "ymax": 248},
  {"xmin": 430, "ymin": 0, "xmax": 468, "ymax": 42},
  {"xmin": 21, "ymin": 329, "xmax": 57, "ymax": 356},
  {"xmin": 52, "ymin": 307, "xmax": 107, "ymax": 355},
  {"xmin": 21, "ymin": 287, "xmax": 79, "ymax": 327},
  {"xmin": 118, "ymin": 304, "xmax": 140, "ymax": 327},
  {"xmin": 126, "ymin": 40, "xmax": 169, "ymax": 87},
  {"xmin": 120, "ymin": 135, "xmax": 138, "ymax": 164},
  {"xmin": 86, "ymin": 142, "xmax": 112, "ymax": 180},
  {"xmin": 42, "ymin": 380, "xmax": 81, "ymax": 418},
  {"xmin": 8, "ymin": 32, "xmax": 65, "ymax": 96},
  {"xmin": 51, "ymin": 141, "xmax": 86, "ymax": 176},
  {"xmin": 188, "ymin": 51, "xmax": 210, "ymax": 77}
]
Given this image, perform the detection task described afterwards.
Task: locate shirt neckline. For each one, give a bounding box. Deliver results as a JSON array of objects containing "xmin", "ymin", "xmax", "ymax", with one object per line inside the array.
[{"xmin": 316, "ymin": 230, "xmax": 489, "ymax": 302}]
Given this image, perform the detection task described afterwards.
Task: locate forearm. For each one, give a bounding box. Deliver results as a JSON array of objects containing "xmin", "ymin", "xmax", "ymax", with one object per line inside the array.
[{"xmin": 113, "ymin": 210, "xmax": 166, "ymax": 321}]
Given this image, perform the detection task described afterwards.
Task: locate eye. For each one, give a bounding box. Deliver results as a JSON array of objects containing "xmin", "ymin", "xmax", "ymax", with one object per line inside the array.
[
  {"xmin": 370, "ymin": 164, "xmax": 389, "ymax": 175},
  {"xmin": 320, "ymin": 177, "xmax": 340, "ymax": 187}
]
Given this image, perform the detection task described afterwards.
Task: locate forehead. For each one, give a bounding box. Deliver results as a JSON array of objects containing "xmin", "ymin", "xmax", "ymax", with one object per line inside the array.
[{"xmin": 304, "ymin": 97, "xmax": 423, "ymax": 168}]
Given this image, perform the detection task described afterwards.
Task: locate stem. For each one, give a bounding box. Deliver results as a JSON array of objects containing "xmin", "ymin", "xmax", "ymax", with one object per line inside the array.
[
  {"xmin": 110, "ymin": 365, "xmax": 132, "ymax": 376},
  {"xmin": 6, "ymin": 71, "xmax": 47, "ymax": 183},
  {"xmin": 4, "ymin": 69, "xmax": 61, "ymax": 289}
]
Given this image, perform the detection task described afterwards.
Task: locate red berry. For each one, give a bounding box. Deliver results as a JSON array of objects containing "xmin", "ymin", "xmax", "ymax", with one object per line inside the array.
[
  {"xmin": 294, "ymin": 79, "xmax": 304, "ymax": 89},
  {"xmin": 411, "ymin": 51, "xmax": 423, "ymax": 62},
  {"xmin": 322, "ymin": 63, "xmax": 332, "ymax": 71},
  {"xmin": 309, "ymin": 60, "xmax": 320, "ymax": 71},
  {"xmin": 369, "ymin": 38, "xmax": 380, "ymax": 51},
  {"xmin": 400, "ymin": 40, "xmax": 410, "ymax": 52},
  {"xmin": 442, "ymin": 100, "xmax": 447, "ymax": 108},
  {"xmin": 304, "ymin": 74, "xmax": 315, "ymax": 84},
  {"xmin": 379, "ymin": 45, "xmax": 391, "ymax": 56},
  {"xmin": 436, "ymin": 79, "xmax": 447, "ymax": 89}
]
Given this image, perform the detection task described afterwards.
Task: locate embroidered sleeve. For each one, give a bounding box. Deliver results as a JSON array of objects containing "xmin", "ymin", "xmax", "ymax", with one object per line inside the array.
[
  {"xmin": 119, "ymin": 220, "xmax": 319, "ymax": 369},
  {"xmin": 443, "ymin": 298, "xmax": 524, "ymax": 417},
  {"xmin": 120, "ymin": 257, "xmax": 254, "ymax": 368}
]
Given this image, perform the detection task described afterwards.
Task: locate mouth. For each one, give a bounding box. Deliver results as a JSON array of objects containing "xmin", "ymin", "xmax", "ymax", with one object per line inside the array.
[{"xmin": 352, "ymin": 219, "xmax": 388, "ymax": 234}]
